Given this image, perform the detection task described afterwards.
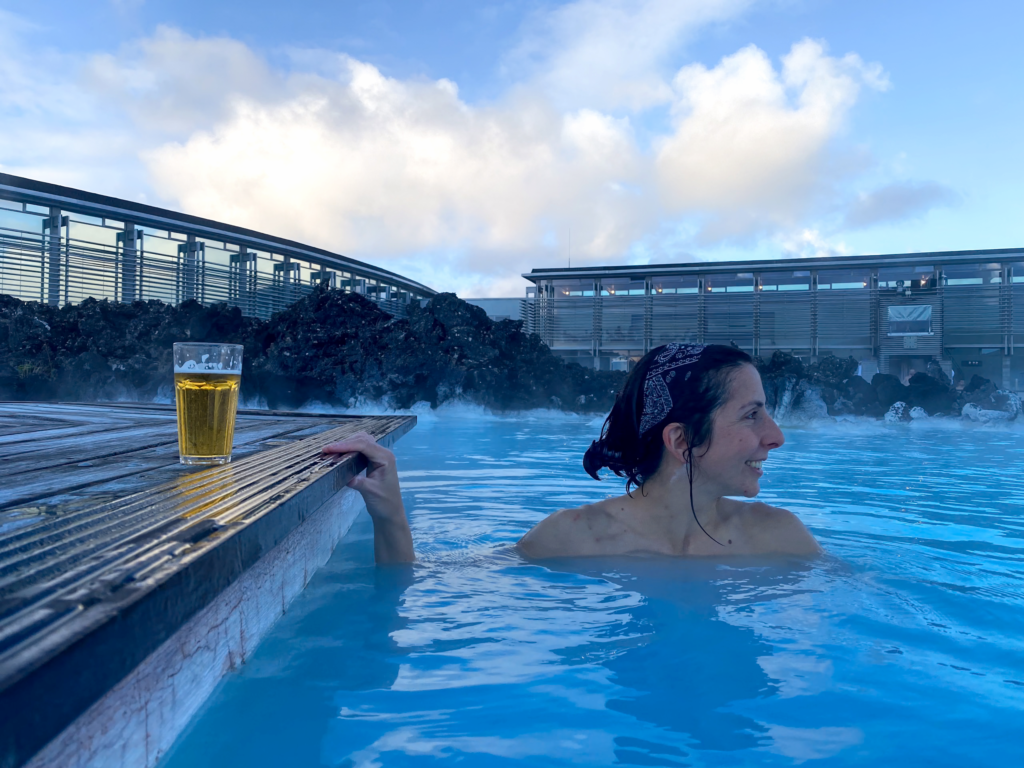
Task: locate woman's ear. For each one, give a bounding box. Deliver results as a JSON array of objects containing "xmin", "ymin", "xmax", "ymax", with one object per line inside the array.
[{"xmin": 661, "ymin": 422, "xmax": 689, "ymax": 465}]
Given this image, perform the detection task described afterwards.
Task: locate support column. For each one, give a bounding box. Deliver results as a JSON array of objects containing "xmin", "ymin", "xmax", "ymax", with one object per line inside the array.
[
  {"xmin": 810, "ymin": 271, "xmax": 819, "ymax": 360},
  {"xmin": 178, "ymin": 235, "xmax": 200, "ymax": 303},
  {"xmin": 752, "ymin": 274, "xmax": 761, "ymax": 358},
  {"xmin": 643, "ymin": 277, "xmax": 653, "ymax": 355},
  {"xmin": 117, "ymin": 223, "xmax": 140, "ymax": 303},
  {"xmin": 1002, "ymin": 263, "xmax": 1013, "ymax": 389},
  {"xmin": 592, "ymin": 280, "xmax": 602, "ymax": 365},
  {"xmin": 231, "ymin": 247, "xmax": 258, "ymax": 315},
  {"xmin": 42, "ymin": 207, "xmax": 65, "ymax": 306},
  {"xmin": 869, "ymin": 269, "xmax": 879, "ymax": 361},
  {"xmin": 697, "ymin": 277, "xmax": 706, "ymax": 343}
]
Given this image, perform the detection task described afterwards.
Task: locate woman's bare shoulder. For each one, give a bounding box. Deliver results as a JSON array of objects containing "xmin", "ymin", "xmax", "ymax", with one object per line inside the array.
[
  {"xmin": 517, "ymin": 501, "xmax": 620, "ymax": 559},
  {"xmin": 736, "ymin": 500, "xmax": 822, "ymax": 555}
]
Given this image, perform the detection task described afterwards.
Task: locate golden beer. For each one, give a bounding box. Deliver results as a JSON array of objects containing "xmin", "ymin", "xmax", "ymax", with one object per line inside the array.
[{"xmin": 174, "ymin": 372, "xmax": 241, "ymax": 464}]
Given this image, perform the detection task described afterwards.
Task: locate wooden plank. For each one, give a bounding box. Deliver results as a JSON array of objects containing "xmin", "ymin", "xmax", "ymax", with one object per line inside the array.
[
  {"xmin": 0, "ymin": 403, "xmax": 416, "ymax": 768},
  {"xmin": 0, "ymin": 417, "xmax": 303, "ymax": 478},
  {"xmin": 0, "ymin": 419, "xmax": 339, "ymax": 510}
]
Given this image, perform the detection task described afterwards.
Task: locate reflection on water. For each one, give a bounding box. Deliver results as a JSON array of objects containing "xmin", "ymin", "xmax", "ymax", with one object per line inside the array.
[{"xmin": 163, "ymin": 414, "xmax": 1024, "ymax": 767}]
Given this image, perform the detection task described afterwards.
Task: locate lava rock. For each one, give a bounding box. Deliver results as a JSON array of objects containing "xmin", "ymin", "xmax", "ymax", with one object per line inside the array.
[
  {"xmin": 909, "ymin": 406, "xmax": 929, "ymax": 419},
  {"xmin": 0, "ymin": 288, "xmax": 626, "ymax": 413},
  {"xmin": 872, "ymin": 373, "xmax": 909, "ymax": 410},
  {"xmin": 961, "ymin": 402, "xmax": 1015, "ymax": 422},
  {"xmin": 907, "ymin": 372, "xmax": 957, "ymax": 415},
  {"xmin": 806, "ymin": 354, "xmax": 859, "ymax": 388},
  {"xmin": 963, "ymin": 374, "xmax": 997, "ymax": 404},
  {"xmin": 790, "ymin": 380, "xmax": 830, "ymax": 421},
  {"xmin": 840, "ymin": 375, "xmax": 878, "ymax": 416},
  {"xmin": 885, "ymin": 401, "xmax": 911, "ymax": 423},
  {"xmin": 763, "ymin": 374, "xmax": 799, "ymax": 422},
  {"xmin": 958, "ymin": 375, "xmax": 1021, "ymax": 418}
]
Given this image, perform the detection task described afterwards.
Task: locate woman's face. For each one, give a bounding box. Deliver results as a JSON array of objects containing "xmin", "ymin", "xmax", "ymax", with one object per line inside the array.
[{"xmin": 695, "ymin": 364, "xmax": 784, "ymax": 498}]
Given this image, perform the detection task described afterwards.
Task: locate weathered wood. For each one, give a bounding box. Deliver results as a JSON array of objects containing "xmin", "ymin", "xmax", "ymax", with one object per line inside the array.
[{"xmin": 0, "ymin": 402, "xmax": 415, "ymax": 768}]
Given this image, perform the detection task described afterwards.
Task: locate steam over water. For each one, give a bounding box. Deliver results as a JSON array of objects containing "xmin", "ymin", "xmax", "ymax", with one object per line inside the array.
[{"xmin": 162, "ymin": 409, "xmax": 1024, "ymax": 767}]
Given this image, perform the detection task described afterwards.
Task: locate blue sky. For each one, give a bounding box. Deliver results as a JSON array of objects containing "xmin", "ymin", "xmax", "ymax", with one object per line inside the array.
[{"xmin": 1, "ymin": 0, "xmax": 1021, "ymax": 296}]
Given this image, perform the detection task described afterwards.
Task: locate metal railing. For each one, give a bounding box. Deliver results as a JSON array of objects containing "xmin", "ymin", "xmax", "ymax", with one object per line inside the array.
[{"xmin": 0, "ymin": 173, "xmax": 435, "ymax": 319}]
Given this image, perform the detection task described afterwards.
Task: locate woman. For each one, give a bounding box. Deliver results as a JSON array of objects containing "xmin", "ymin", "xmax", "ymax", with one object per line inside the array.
[
  {"xmin": 517, "ymin": 343, "xmax": 820, "ymax": 558},
  {"xmin": 326, "ymin": 343, "xmax": 820, "ymax": 563}
]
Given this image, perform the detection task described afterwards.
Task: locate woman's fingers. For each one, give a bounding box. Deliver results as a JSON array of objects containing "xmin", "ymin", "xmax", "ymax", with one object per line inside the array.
[{"xmin": 322, "ymin": 432, "xmax": 394, "ymax": 468}]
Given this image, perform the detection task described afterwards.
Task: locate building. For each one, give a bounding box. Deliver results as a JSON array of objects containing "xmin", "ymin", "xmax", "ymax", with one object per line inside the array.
[
  {"xmin": 518, "ymin": 249, "xmax": 1024, "ymax": 390},
  {"xmin": 0, "ymin": 173, "xmax": 435, "ymax": 319}
]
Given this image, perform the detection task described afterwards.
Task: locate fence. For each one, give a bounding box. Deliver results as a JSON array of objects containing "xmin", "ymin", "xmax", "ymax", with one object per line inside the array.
[{"xmin": 0, "ymin": 173, "xmax": 434, "ymax": 320}]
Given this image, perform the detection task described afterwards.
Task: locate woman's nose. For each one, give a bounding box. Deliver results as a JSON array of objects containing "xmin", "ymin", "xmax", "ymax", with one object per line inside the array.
[{"xmin": 764, "ymin": 415, "xmax": 785, "ymax": 449}]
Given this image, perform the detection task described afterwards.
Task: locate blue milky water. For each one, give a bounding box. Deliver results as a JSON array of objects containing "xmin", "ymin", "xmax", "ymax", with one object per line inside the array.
[{"xmin": 161, "ymin": 409, "xmax": 1024, "ymax": 767}]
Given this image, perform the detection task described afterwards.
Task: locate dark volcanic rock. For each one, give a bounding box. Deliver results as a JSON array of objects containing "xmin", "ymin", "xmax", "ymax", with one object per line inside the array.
[
  {"xmin": 756, "ymin": 352, "xmax": 804, "ymax": 419},
  {"xmin": 872, "ymin": 373, "xmax": 909, "ymax": 410},
  {"xmin": 806, "ymin": 354, "xmax": 859, "ymax": 388},
  {"xmin": 957, "ymin": 375, "xmax": 1022, "ymax": 419},
  {"xmin": 0, "ymin": 288, "xmax": 625, "ymax": 413},
  {"xmin": 907, "ymin": 372, "xmax": 957, "ymax": 415},
  {"xmin": 840, "ymin": 375, "xmax": 878, "ymax": 416},
  {"xmin": 963, "ymin": 374, "xmax": 997, "ymax": 405}
]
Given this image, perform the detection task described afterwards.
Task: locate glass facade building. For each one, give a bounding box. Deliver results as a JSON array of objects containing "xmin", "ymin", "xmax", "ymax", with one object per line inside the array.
[
  {"xmin": 522, "ymin": 252, "xmax": 1024, "ymax": 390},
  {"xmin": 0, "ymin": 174, "xmax": 435, "ymax": 320}
]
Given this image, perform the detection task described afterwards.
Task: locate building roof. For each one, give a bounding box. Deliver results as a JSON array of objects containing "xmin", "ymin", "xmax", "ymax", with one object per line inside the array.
[{"xmin": 523, "ymin": 247, "xmax": 1024, "ymax": 283}]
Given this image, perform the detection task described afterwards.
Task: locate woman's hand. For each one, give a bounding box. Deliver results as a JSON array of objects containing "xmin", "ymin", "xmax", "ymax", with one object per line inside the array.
[{"xmin": 322, "ymin": 432, "xmax": 415, "ymax": 564}]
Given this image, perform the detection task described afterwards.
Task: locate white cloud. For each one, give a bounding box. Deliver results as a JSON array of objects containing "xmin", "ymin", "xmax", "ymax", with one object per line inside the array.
[
  {"xmin": 0, "ymin": 8, "xmax": 909, "ymax": 296},
  {"xmin": 774, "ymin": 228, "xmax": 850, "ymax": 259},
  {"xmin": 83, "ymin": 26, "xmax": 284, "ymax": 137},
  {"xmin": 509, "ymin": 0, "xmax": 753, "ymax": 111},
  {"xmin": 144, "ymin": 57, "xmax": 650, "ymax": 272},
  {"xmin": 656, "ymin": 39, "xmax": 890, "ymax": 242}
]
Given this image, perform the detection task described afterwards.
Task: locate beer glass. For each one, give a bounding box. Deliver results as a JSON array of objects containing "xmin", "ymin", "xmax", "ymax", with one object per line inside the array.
[{"xmin": 173, "ymin": 342, "xmax": 243, "ymax": 465}]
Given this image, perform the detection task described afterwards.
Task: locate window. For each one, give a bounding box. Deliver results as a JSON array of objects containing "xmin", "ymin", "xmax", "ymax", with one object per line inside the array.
[
  {"xmin": 888, "ymin": 305, "xmax": 932, "ymax": 335},
  {"xmin": 600, "ymin": 278, "xmax": 644, "ymax": 296},
  {"xmin": 759, "ymin": 271, "xmax": 810, "ymax": 291},
  {"xmin": 651, "ymin": 275, "xmax": 699, "ymax": 294},
  {"xmin": 553, "ymin": 278, "xmax": 594, "ymax": 297},
  {"xmin": 705, "ymin": 273, "xmax": 754, "ymax": 293}
]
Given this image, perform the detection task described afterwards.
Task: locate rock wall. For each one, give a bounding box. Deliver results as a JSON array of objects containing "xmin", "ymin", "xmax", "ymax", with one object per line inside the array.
[
  {"xmin": 2, "ymin": 289, "xmax": 1017, "ymax": 421},
  {"xmin": 0, "ymin": 288, "xmax": 626, "ymax": 413},
  {"xmin": 757, "ymin": 350, "xmax": 1021, "ymax": 424}
]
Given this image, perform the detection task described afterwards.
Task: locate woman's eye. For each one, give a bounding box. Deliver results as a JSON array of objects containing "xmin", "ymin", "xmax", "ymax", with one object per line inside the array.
[{"xmin": 746, "ymin": 410, "xmax": 759, "ymax": 419}]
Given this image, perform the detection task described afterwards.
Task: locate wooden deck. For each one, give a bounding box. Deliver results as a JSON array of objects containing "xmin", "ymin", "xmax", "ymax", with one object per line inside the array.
[{"xmin": 0, "ymin": 402, "xmax": 415, "ymax": 768}]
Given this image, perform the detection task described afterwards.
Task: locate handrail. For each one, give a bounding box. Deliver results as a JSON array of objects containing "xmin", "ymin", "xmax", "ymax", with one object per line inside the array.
[{"xmin": 0, "ymin": 172, "xmax": 435, "ymax": 301}]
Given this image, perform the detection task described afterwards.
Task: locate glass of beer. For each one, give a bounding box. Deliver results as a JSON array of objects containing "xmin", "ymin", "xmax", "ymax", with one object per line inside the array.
[{"xmin": 173, "ymin": 342, "xmax": 243, "ymax": 465}]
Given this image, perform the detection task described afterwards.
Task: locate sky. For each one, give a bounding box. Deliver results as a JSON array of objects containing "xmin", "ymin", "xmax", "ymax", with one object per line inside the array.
[{"xmin": 1, "ymin": 0, "xmax": 1022, "ymax": 297}]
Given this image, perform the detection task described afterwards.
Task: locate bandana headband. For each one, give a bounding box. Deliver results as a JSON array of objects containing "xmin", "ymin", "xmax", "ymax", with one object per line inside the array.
[{"xmin": 638, "ymin": 343, "xmax": 706, "ymax": 437}]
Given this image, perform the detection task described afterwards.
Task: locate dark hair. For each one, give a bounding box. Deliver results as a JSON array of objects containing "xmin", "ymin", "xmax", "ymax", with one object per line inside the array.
[{"xmin": 583, "ymin": 344, "xmax": 754, "ymax": 541}]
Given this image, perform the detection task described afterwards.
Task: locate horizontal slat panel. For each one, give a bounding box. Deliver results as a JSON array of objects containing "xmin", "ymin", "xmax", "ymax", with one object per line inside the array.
[
  {"xmin": 818, "ymin": 289, "xmax": 872, "ymax": 350},
  {"xmin": 705, "ymin": 293, "xmax": 754, "ymax": 350},
  {"xmin": 759, "ymin": 292, "xmax": 811, "ymax": 350},
  {"xmin": 651, "ymin": 295, "xmax": 699, "ymax": 347},
  {"xmin": 943, "ymin": 284, "xmax": 1005, "ymax": 346}
]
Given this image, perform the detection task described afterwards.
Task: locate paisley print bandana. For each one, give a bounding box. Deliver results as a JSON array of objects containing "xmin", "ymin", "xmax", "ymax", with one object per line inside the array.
[{"xmin": 638, "ymin": 343, "xmax": 706, "ymax": 436}]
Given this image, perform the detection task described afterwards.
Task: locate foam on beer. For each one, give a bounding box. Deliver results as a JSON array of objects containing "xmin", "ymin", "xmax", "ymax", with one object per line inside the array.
[{"xmin": 174, "ymin": 357, "xmax": 240, "ymax": 374}]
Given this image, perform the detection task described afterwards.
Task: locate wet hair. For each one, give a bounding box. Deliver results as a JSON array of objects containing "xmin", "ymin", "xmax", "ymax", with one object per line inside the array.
[{"xmin": 583, "ymin": 344, "xmax": 754, "ymax": 543}]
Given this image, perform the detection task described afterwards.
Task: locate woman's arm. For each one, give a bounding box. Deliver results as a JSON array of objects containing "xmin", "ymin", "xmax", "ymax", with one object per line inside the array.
[{"xmin": 322, "ymin": 432, "xmax": 415, "ymax": 564}]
